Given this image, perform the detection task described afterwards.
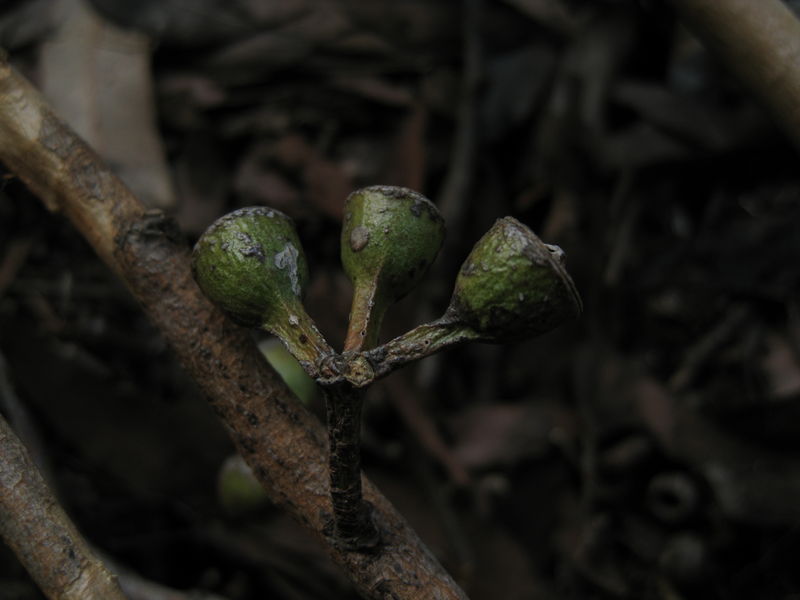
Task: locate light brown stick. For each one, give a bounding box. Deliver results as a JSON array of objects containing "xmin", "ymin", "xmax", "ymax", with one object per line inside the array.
[
  {"xmin": 668, "ymin": 0, "xmax": 800, "ymax": 147},
  {"xmin": 0, "ymin": 56, "xmax": 467, "ymax": 600},
  {"xmin": 0, "ymin": 413, "xmax": 128, "ymax": 600}
]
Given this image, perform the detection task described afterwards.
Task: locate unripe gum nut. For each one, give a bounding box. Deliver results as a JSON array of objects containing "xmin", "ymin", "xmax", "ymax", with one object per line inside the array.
[
  {"xmin": 192, "ymin": 207, "xmax": 309, "ymax": 328},
  {"xmin": 341, "ymin": 185, "xmax": 445, "ymax": 303},
  {"xmin": 449, "ymin": 217, "xmax": 581, "ymax": 341}
]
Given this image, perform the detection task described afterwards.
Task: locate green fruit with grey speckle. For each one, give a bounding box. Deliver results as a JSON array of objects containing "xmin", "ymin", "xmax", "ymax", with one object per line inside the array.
[
  {"xmin": 340, "ymin": 186, "xmax": 445, "ymax": 350},
  {"xmin": 192, "ymin": 207, "xmax": 333, "ymax": 367},
  {"xmin": 192, "ymin": 206, "xmax": 309, "ymax": 328},
  {"xmin": 448, "ymin": 217, "xmax": 581, "ymax": 341}
]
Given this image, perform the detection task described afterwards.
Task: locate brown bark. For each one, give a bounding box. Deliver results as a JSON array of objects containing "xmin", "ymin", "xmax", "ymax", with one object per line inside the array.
[
  {"xmin": 0, "ymin": 414, "xmax": 128, "ymax": 600},
  {"xmin": 322, "ymin": 384, "xmax": 378, "ymax": 550},
  {"xmin": 667, "ymin": 0, "xmax": 800, "ymax": 148},
  {"xmin": 0, "ymin": 56, "xmax": 468, "ymax": 599}
]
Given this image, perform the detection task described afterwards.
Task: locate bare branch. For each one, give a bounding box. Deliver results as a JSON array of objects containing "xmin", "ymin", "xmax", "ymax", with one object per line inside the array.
[
  {"xmin": 667, "ymin": 0, "xmax": 800, "ymax": 148},
  {"xmin": 0, "ymin": 413, "xmax": 128, "ymax": 600}
]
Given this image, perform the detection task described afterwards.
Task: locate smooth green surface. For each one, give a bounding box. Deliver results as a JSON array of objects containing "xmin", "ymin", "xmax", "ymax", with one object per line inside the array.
[
  {"xmin": 341, "ymin": 186, "xmax": 445, "ymax": 305},
  {"xmin": 192, "ymin": 207, "xmax": 334, "ymax": 369},
  {"xmin": 259, "ymin": 338, "xmax": 317, "ymax": 404},
  {"xmin": 449, "ymin": 217, "xmax": 582, "ymax": 341},
  {"xmin": 217, "ymin": 454, "xmax": 269, "ymax": 514},
  {"xmin": 192, "ymin": 206, "xmax": 309, "ymax": 328}
]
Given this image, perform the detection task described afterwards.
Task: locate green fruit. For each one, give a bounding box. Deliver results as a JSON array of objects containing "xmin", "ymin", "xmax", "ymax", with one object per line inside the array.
[
  {"xmin": 340, "ymin": 186, "xmax": 445, "ymax": 350},
  {"xmin": 192, "ymin": 206, "xmax": 308, "ymax": 327},
  {"xmin": 448, "ymin": 217, "xmax": 581, "ymax": 341},
  {"xmin": 192, "ymin": 207, "xmax": 332, "ymax": 367},
  {"xmin": 341, "ymin": 186, "xmax": 445, "ymax": 303}
]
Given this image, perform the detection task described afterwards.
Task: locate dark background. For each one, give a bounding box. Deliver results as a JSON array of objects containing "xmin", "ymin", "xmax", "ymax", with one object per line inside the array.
[{"xmin": 2, "ymin": 0, "xmax": 800, "ymax": 598}]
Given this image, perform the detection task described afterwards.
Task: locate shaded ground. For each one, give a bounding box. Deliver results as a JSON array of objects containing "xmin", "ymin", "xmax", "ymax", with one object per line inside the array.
[{"xmin": 2, "ymin": 1, "xmax": 800, "ymax": 598}]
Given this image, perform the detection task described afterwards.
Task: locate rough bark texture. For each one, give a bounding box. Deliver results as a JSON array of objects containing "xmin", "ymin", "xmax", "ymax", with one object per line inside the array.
[
  {"xmin": 0, "ymin": 414, "xmax": 129, "ymax": 600},
  {"xmin": 0, "ymin": 56, "xmax": 467, "ymax": 600},
  {"xmin": 668, "ymin": 0, "xmax": 800, "ymax": 148},
  {"xmin": 359, "ymin": 318, "xmax": 478, "ymax": 385},
  {"xmin": 323, "ymin": 384, "xmax": 378, "ymax": 550}
]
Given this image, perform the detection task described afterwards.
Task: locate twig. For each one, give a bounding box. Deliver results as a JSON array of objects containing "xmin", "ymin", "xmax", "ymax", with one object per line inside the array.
[
  {"xmin": 324, "ymin": 318, "xmax": 379, "ymax": 549},
  {"xmin": 358, "ymin": 317, "xmax": 479, "ymax": 385},
  {"xmin": 0, "ymin": 349, "xmax": 51, "ymax": 481},
  {"xmin": 320, "ymin": 185, "xmax": 447, "ymax": 550},
  {"xmin": 0, "ymin": 413, "xmax": 128, "ymax": 600},
  {"xmin": 0, "ymin": 55, "xmax": 468, "ymax": 599},
  {"xmin": 321, "ymin": 383, "xmax": 378, "ymax": 549},
  {"xmin": 667, "ymin": 0, "xmax": 800, "ymax": 148},
  {"xmin": 315, "ymin": 318, "xmax": 476, "ymax": 389}
]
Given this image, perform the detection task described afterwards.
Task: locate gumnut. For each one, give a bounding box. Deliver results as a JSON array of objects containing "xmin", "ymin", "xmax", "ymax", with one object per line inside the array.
[
  {"xmin": 192, "ymin": 206, "xmax": 332, "ymax": 366},
  {"xmin": 446, "ymin": 217, "xmax": 581, "ymax": 341},
  {"xmin": 340, "ymin": 185, "xmax": 445, "ymax": 350}
]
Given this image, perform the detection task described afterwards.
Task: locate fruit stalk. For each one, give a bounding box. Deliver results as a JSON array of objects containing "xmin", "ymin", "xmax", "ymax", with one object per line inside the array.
[
  {"xmin": 325, "ymin": 185, "xmax": 446, "ymax": 548},
  {"xmin": 321, "ymin": 383, "xmax": 379, "ymax": 549}
]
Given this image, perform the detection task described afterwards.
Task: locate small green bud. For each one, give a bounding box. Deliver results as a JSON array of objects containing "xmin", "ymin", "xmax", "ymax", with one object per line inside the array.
[
  {"xmin": 192, "ymin": 207, "xmax": 333, "ymax": 368},
  {"xmin": 447, "ymin": 217, "xmax": 581, "ymax": 341},
  {"xmin": 340, "ymin": 186, "xmax": 445, "ymax": 350}
]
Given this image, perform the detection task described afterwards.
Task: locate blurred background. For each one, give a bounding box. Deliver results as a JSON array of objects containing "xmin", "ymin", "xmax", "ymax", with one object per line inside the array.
[{"xmin": 2, "ymin": 0, "xmax": 800, "ymax": 598}]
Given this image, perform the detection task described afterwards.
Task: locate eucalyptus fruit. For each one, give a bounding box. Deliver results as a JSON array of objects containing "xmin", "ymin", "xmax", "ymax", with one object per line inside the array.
[
  {"xmin": 447, "ymin": 217, "xmax": 582, "ymax": 341},
  {"xmin": 360, "ymin": 217, "xmax": 582, "ymax": 384},
  {"xmin": 191, "ymin": 206, "xmax": 332, "ymax": 368},
  {"xmin": 341, "ymin": 185, "xmax": 445, "ymax": 350}
]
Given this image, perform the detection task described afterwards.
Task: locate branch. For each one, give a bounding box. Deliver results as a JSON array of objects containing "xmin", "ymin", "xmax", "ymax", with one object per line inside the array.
[
  {"xmin": 666, "ymin": 0, "xmax": 800, "ymax": 148},
  {"xmin": 0, "ymin": 413, "xmax": 128, "ymax": 600},
  {"xmin": 360, "ymin": 317, "xmax": 479, "ymax": 385},
  {"xmin": 321, "ymin": 383, "xmax": 378, "ymax": 549},
  {"xmin": 0, "ymin": 55, "xmax": 468, "ymax": 600}
]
